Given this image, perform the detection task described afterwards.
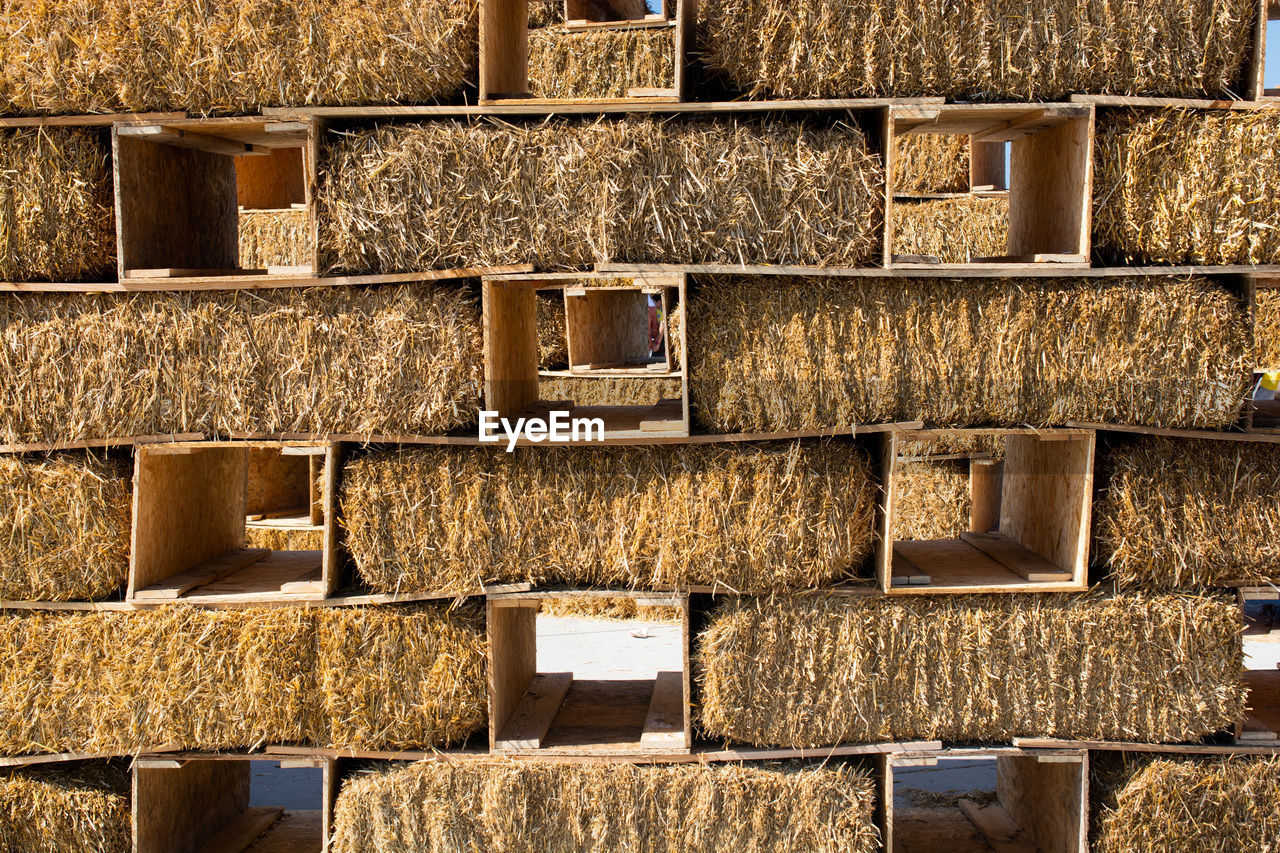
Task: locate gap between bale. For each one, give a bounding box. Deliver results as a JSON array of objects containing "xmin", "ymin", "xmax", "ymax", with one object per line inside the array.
[
  {"xmin": 0, "ymin": 761, "xmax": 131, "ymax": 853},
  {"xmin": 686, "ymin": 276, "xmax": 1249, "ymax": 432},
  {"xmin": 0, "ymin": 283, "xmax": 483, "ymax": 444},
  {"xmin": 528, "ymin": 27, "xmax": 675, "ymax": 99},
  {"xmin": 339, "ymin": 441, "xmax": 879, "ymax": 596},
  {"xmin": 695, "ymin": 593, "xmax": 1245, "ymax": 747},
  {"xmin": 1255, "ymin": 290, "xmax": 1280, "ymax": 369},
  {"xmin": 695, "ymin": 0, "xmax": 1258, "ymax": 100},
  {"xmin": 316, "ymin": 117, "xmax": 884, "ymax": 271},
  {"xmin": 329, "ymin": 759, "xmax": 881, "ymax": 853},
  {"xmin": 1094, "ymin": 437, "xmax": 1280, "ymax": 589}
]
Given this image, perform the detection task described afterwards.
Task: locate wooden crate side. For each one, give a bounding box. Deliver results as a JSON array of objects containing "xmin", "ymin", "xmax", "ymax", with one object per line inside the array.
[
  {"xmin": 133, "ymin": 761, "xmax": 250, "ymax": 853},
  {"xmin": 969, "ymin": 138, "xmax": 1007, "ymax": 192},
  {"xmin": 487, "ymin": 600, "xmax": 538, "ymax": 751},
  {"xmin": 235, "ymin": 146, "xmax": 306, "ymax": 211},
  {"xmin": 481, "ymin": 0, "xmax": 530, "ymax": 99},
  {"xmin": 969, "ymin": 459, "xmax": 1004, "ymax": 535},
  {"xmin": 483, "ymin": 279, "xmax": 540, "ymax": 418},
  {"xmin": 999, "ymin": 433, "xmax": 1094, "ymax": 581},
  {"xmin": 873, "ymin": 431, "xmax": 898, "ymax": 591},
  {"xmin": 1008, "ymin": 113, "xmax": 1093, "ymax": 258},
  {"xmin": 321, "ymin": 442, "xmax": 347, "ymax": 597},
  {"xmin": 566, "ymin": 289, "xmax": 651, "ymax": 368},
  {"xmin": 996, "ymin": 753, "xmax": 1088, "ymax": 853}
]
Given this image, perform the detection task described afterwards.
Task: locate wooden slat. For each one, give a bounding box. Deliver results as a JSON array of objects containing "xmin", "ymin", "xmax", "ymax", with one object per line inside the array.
[
  {"xmin": 181, "ymin": 551, "xmax": 323, "ymax": 603},
  {"xmin": 959, "ymin": 532, "xmax": 1071, "ymax": 582},
  {"xmin": 133, "ymin": 548, "xmax": 270, "ymax": 601},
  {"xmin": 488, "ymin": 601, "xmax": 538, "ymax": 751},
  {"xmin": 495, "ymin": 672, "xmax": 573, "ymax": 750},
  {"xmin": 640, "ymin": 671, "xmax": 686, "ymax": 746},
  {"xmin": 958, "ymin": 800, "xmax": 1038, "ymax": 853},
  {"xmin": 116, "ymin": 125, "xmax": 269, "ymax": 157},
  {"xmin": 890, "ymin": 548, "xmax": 932, "ymax": 586},
  {"xmin": 195, "ymin": 807, "xmax": 283, "ymax": 853}
]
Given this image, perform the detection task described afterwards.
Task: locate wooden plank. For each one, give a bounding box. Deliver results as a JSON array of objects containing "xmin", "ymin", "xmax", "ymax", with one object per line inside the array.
[
  {"xmin": 321, "ymin": 761, "xmax": 337, "ymax": 853},
  {"xmin": 1008, "ymin": 109, "xmax": 1092, "ymax": 259},
  {"xmin": 593, "ymin": 262, "xmax": 1280, "ymax": 278},
  {"xmin": 959, "ymin": 800, "xmax": 1037, "ymax": 853},
  {"xmin": 1240, "ymin": 669, "xmax": 1280, "ymax": 742},
  {"xmin": 236, "ymin": 147, "xmax": 306, "ymax": 210},
  {"xmin": 888, "ymin": 538, "xmax": 1085, "ymax": 595},
  {"xmin": 674, "ymin": 0, "xmax": 696, "ymax": 100},
  {"xmin": 874, "ymin": 432, "xmax": 897, "ymax": 590},
  {"xmin": 1068, "ymin": 94, "xmax": 1276, "ymax": 109},
  {"xmin": 891, "ymin": 548, "xmax": 932, "ymax": 586},
  {"xmin": 320, "ymin": 442, "xmax": 345, "ymax": 597},
  {"xmin": 181, "ymin": 551, "xmax": 324, "ymax": 603},
  {"xmin": 135, "ymin": 761, "xmax": 250, "ymax": 853},
  {"xmin": 640, "ymin": 670, "xmax": 686, "ymax": 746},
  {"xmin": 483, "ymin": 279, "xmax": 540, "ymax": 418},
  {"xmin": 969, "ymin": 459, "xmax": 1004, "ymax": 534},
  {"xmin": 566, "ymin": 289, "xmax": 651, "ymax": 370},
  {"xmin": 536, "ymin": 678, "xmax": 689, "ymax": 755},
  {"xmin": 309, "ymin": 455, "xmax": 323, "ymax": 526},
  {"xmin": 566, "ymin": 16, "xmax": 673, "ymax": 30},
  {"xmin": 116, "ymin": 124, "xmax": 268, "ymax": 157},
  {"xmin": 997, "ymin": 754, "xmax": 1088, "ymax": 853},
  {"xmin": 999, "ymin": 433, "xmax": 1093, "ymax": 584},
  {"xmin": 480, "ymin": 0, "xmax": 529, "ymax": 99},
  {"xmin": 0, "ymin": 112, "xmax": 187, "ymax": 128},
  {"xmin": 196, "ymin": 807, "xmax": 282, "ymax": 853},
  {"xmin": 959, "ymin": 532, "xmax": 1072, "ymax": 583},
  {"xmin": 970, "ymin": 139, "xmax": 1007, "ymax": 192},
  {"xmin": 132, "ymin": 548, "xmax": 270, "ymax": 601},
  {"xmin": 495, "ymin": 672, "xmax": 574, "ymax": 750},
  {"xmin": 1076, "ymin": 422, "xmax": 1280, "ymax": 444},
  {"xmin": 488, "ymin": 601, "xmax": 538, "ymax": 751},
  {"xmin": 125, "ymin": 268, "xmax": 266, "ymax": 279}
]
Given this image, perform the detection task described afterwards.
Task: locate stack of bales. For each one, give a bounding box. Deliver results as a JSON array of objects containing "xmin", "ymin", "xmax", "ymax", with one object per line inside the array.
[
  {"xmin": 0, "ymin": 605, "xmax": 487, "ymax": 755},
  {"xmin": 0, "ymin": 0, "xmax": 478, "ymax": 114},
  {"xmin": 695, "ymin": 0, "xmax": 1258, "ymax": 100},
  {"xmin": 329, "ymin": 759, "xmax": 881, "ymax": 852},
  {"xmin": 891, "ymin": 458, "xmax": 973, "ymax": 541},
  {"xmin": 0, "ymin": 761, "xmax": 131, "ymax": 852},
  {"xmin": 0, "ymin": 283, "xmax": 482, "ymax": 445},
  {"xmin": 687, "ymin": 276, "xmax": 1249, "ymax": 432},
  {"xmin": 316, "ymin": 117, "xmax": 884, "ymax": 271},
  {"xmin": 338, "ymin": 440, "xmax": 878, "ymax": 596}
]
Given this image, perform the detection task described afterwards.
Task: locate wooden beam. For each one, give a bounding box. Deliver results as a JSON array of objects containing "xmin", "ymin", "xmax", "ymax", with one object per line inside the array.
[{"xmin": 494, "ymin": 672, "xmax": 573, "ymax": 750}]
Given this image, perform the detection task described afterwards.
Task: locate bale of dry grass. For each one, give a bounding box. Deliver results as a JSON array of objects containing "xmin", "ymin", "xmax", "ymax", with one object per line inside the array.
[
  {"xmin": 317, "ymin": 117, "xmax": 883, "ymax": 271},
  {"xmin": 539, "ymin": 376, "xmax": 683, "ymax": 406},
  {"xmin": 0, "ymin": 129, "xmax": 115, "ymax": 282},
  {"xmin": 0, "ymin": 761, "xmax": 130, "ymax": 853},
  {"xmin": 1094, "ymin": 110, "xmax": 1280, "ymax": 265},
  {"xmin": 890, "ymin": 196, "xmax": 1008, "ymax": 263},
  {"xmin": 891, "ymin": 460, "xmax": 971, "ymax": 541},
  {"xmin": 894, "ymin": 134, "xmax": 970, "ymax": 194},
  {"xmin": 244, "ymin": 526, "xmax": 324, "ymax": 551},
  {"xmin": 1095, "ymin": 437, "xmax": 1280, "ymax": 589},
  {"xmin": 0, "ymin": 452, "xmax": 131, "ymax": 602},
  {"xmin": 528, "ymin": 0, "xmax": 561, "ymax": 28},
  {"xmin": 1255, "ymin": 290, "xmax": 1280, "ymax": 368},
  {"xmin": 528, "ymin": 27, "xmax": 675, "ymax": 99},
  {"xmin": 696, "ymin": 593, "xmax": 1244, "ymax": 747},
  {"xmin": 0, "ymin": 604, "xmax": 487, "ymax": 755},
  {"xmin": 688, "ymin": 276, "xmax": 1248, "ymax": 431},
  {"xmin": 0, "ymin": 283, "xmax": 482, "ymax": 444},
  {"xmin": 340, "ymin": 440, "xmax": 878, "ymax": 596},
  {"xmin": 895, "ymin": 432, "xmax": 1003, "ymax": 459},
  {"xmin": 1091, "ymin": 753, "xmax": 1280, "ymax": 853},
  {"xmin": 238, "ymin": 209, "xmax": 311, "ymax": 269},
  {"xmin": 537, "ymin": 292, "xmax": 569, "ymax": 369},
  {"xmin": 0, "ymin": 0, "xmax": 478, "ymax": 115},
  {"xmin": 696, "ymin": 0, "xmax": 1258, "ymax": 100},
  {"xmin": 539, "ymin": 596, "xmax": 682, "ymax": 621},
  {"xmin": 329, "ymin": 759, "xmax": 880, "ymax": 853}
]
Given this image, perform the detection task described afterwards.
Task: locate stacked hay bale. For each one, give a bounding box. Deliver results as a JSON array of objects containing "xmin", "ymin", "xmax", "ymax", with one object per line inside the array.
[
  {"xmin": 539, "ymin": 596, "xmax": 682, "ymax": 621},
  {"xmin": 1094, "ymin": 110, "xmax": 1280, "ymax": 265},
  {"xmin": 891, "ymin": 459, "xmax": 972, "ymax": 541},
  {"xmin": 329, "ymin": 759, "xmax": 881, "ymax": 853},
  {"xmin": 0, "ymin": 761, "xmax": 131, "ymax": 852},
  {"xmin": 1091, "ymin": 753, "xmax": 1280, "ymax": 852},
  {"xmin": 0, "ymin": 128, "xmax": 115, "ymax": 282},
  {"xmin": 1094, "ymin": 437, "xmax": 1280, "ymax": 589},
  {"xmin": 1256, "ymin": 290, "xmax": 1280, "ymax": 368},
  {"xmin": 317, "ymin": 117, "xmax": 884, "ymax": 271},
  {"xmin": 0, "ymin": 453, "xmax": 132, "ymax": 601},
  {"xmin": 528, "ymin": 28, "xmax": 675, "ymax": 99},
  {"xmin": 338, "ymin": 441, "xmax": 878, "ymax": 595},
  {"xmin": 538, "ymin": 376, "xmax": 684, "ymax": 406},
  {"xmin": 0, "ymin": 0, "xmax": 478, "ymax": 114},
  {"xmin": 696, "ymin": 0, "xmax": 1258, "ymax": 100},
  {"xmin": 0, "ymin": 283, "xmax": 483, "ymax": 444},
  {"xmin": 0, "ymin": 605, "xmax": 487, "ymax": 755},
  {"xmin": 894, "ymin": 134, "xmax": 970, "ymax": 195},
  {"xmin": 237, "ymin": 209, "xmax": 312, "ymax": 269},
  {"xmin": 890, "ymin": 196, "xmax": 1009, "ymax": 263},
  {"xmin": 695, "ymin": 594, "xmax": 1244, "ymax": 747},
  {"xmin": 687, "ymin": 276, "xmax": 1248, "ymax": 431}
]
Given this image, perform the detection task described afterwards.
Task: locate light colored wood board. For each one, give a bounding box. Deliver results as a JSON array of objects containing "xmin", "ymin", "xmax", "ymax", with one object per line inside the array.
[
  {"xmin": 969, "ymin": 459, "xmax": 1004, "ymax": 534},
  {"xmin": 681, "ymin": 595, "xmax": 692, "ymax": 745},
  {"xmin": 308, "ymin": 455, "xmax": 323, "ymax": 526},
  {"xmin": 480, "ymin": 0, "xmax": 528, "ymax": 98},
  {"xmin": 640, "ymin": 670, "xmax": 685, "ymax": 746},
  {"xmin": 959, "ymin": 532, "xmax": 1072, "ymax": 583},
  {"xmin": 489, "ymin": 589, "xmax": 684, "ymax": 601},
  {"xmin": 321, "ymin": 762, "xmax": 337, "ymax": 853},
  {"xmin": 1248, "ymin": 0, "xmax": 1269, "ymax": 101},
  {"xmin": 121, "ymin": 118, "xmax": 310, "ymax": 149},
  {"xmin": 875, "ymin": 432, "xmax": 897, "ymax": 590},
  {"xmin": 236, "ymin": 147, "xmax": 306, "ymax": 210},
  {"xmin": 565, "ymin": 289, "xmax": 651, "ymax": 369},
  {"xmin": 246, "ymin": 449, "xmax": 311, "ymax": 516},
  {"xmin": 134, "ymin": 761, "xmax": 250, "ymax": 853},
  {"xmin": 1076, "ymin": 422, "xmax": 1280, "ymax": 444},
  {"xmin": 0, "ymin": 112, "xmax": 187, "ymax": 128},
  {"xmin": 197, "ymin": 807, "xmax": 283, "ymax": 853},
  {"xmin": 1000, "ymin": 433, "xmax": 1093, "ymax": 581},
  {"xmin": 496, "ymin": 672, "xmax": 574, "ymax": 750},
  {"xmin": 1068, "ymin": 94, "xmax": 1278, "ymax": 109},
  {"xmin": 889, "ymin": 539, "xmax": 1085, "ymax": 594},
  {"xmin": 877, "ymin": 754, "xmax": 895, "ymax": 852},
  {"xmin": 483, "ymin": 279, "xmax": 540, "ymax": 418},
  {"xmin": 0, "ymin": 432, "xmax": 204, "ymax": 453},
  {"xmin": 129, "ymin": 446, "xmax": 249, "ymax": 597},
  {"xmin": 1008, "ymin": 111, "xmax": 1092, "ymax": 257},
  {"xmin": 1015, "ymin": 738, "xmax": 1280, "ymax": 755},
  {"xmin": 117, "ymin": 125, "xmax": 269, "ymax": 157},
  {"xmin": 538, "ymin": 679, "xmax": 689, "ymax": 755},
  {"xmin": 890, "ymin": 550, "xmax": 932, "ymax": 586},
  {"xmin": 488, "ymin": 601, "xmax": 538, "ymax": 751},
  {"xmin": 1245, "ymin": 669, "xmax": 1280, "ymax": 737},
  {"xmin": 958, "ymin": 800, "xmax": 1037, "ymax": 853},
  {"xmin": 180, "ymin": 550, "xmax": 323, "ymax": 603},
  {"xmin": 565, "ymin": 17, "xmax": 674, "ymax": 31},
  {"xmin": 244, "ymin": 810, "xmax": 322, "ymax": 853},
  {"xmin": 321, "ymin": 442, "xmax": 345, "ymax": 597},
  {"xmin": 970, "ymin": 139, "xmax": 1008, "ymax": 192},
  {"xmin": 132, "ymin": 548, "xmax": 270, "ymax": 601},
  {"xmin": 997, "ymin": 754, "xmax": 1087, "ymax": 853},
  {"xmin": 113, "ymin": 133, "xmax": 239, "ymax": 277},
  {"xmin": 675, "ymin": 0, "xmax": 696, "ymax": 99}
]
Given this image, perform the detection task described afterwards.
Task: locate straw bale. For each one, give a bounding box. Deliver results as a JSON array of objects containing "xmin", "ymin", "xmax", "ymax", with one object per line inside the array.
[
  {"xmin": 329, "ymin": 759, "xmax": 880, "ymax": 853},
  {"xmin": 891, "ymin": 460, "xmax": 971, "ymax": 541},
  {"xmin": 688, "ymin": 276, "xmax": 1248, "ymax": 431},
  {"xmin": 539, "ymin": 376, "xmax": 683, "ymax": 406},
  {"xmin": 1095, "ymin": 437, "xmax": 1280, "ymax": 589},
  {"xmin": 1256, "ymin": 289, "xmax": 1280, "ymax": 368},
  {"xmin": 0, "ymin": 761, "xmax": 130, "ymax": 853},
  {"xmin": 528, "ymin": 0, "xmax": 562, "ymax": 28},
  {"xmin": 0, "ymin": 284, "xmax": 482, "ymax": 444},
  {"xmin": 0, "ymin": 452, "xmax": 131, "ymax": 602},
  {"xmin": 244, "ymin": 526, "xmax": 324, "ymax": 551},
  {"xmin": 895, "ymin": 433, "xmax": 1002, "ymax": 459},
  {"xmin": 1091, "ymin": 753, "xmax": 1280, "ymax": 853},
  {"xmin": 669, "ymin": 301, "xmax": 682, "ymax": 368},
  {"xmin": 539, "ymin": 596, "xmax": 681, "ymax": 621},
  {"xmin": 317, "ymin": 117, "xmax": 883, "ymax": 271},
  {"xmin": 0, "ymin": 604, "xmax": 487, "ymax": 755},
  {"xmin": 528, "ymin": 27, "xmax": 675, "ymax": 99},
  {"xmin": 695, "ymin": 593, "xmax": 1244, "ymax": 747},
  {"xmin": 894, "ymin": 134, "xmax": 969, "ymax": 194},
  {"xmin": 538, "ymin": 292, "xmax": 569, "ymax": 368},
  {"xmin": 696, "ymin": 0, "xmax": 1258, "ymax": 100},
  {"xmin": 0, "ymin": 129, "xmax": 114, "ymax": 283},
  {"xmin": 0, "ymin": 0, "xmax": 478, "ymax": 115},
  {"xmin": 890, "ymin": 196, "xmax": 1008, "ymax": 263},
  {"xmin": 238, "ymin": 209, "xmax": 311, "ymax": 270},
  {"xmin": 1094, "ymin": 110, "xmax": 1280, "ymax": 265},
  {"xmin": 340, "ymin": 441, "xmax": 878, "ymax": 596}
]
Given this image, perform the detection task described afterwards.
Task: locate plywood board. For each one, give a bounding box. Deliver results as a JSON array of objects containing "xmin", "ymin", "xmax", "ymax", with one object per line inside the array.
[
  {"xmin": 1008, "ymin": 112, "xmax": 1093, "ymax": 258},
  {"xmin": 996, "ymin": 753, "xmax": 1087, "ymax": 853},
  {"xmin": 484, "ymin": 280, "xmax": 540, "ymax": 418},
  {"xmin": 134, "ymin": 761, "xmax": 250, "ymax": 853},
  {"xmin": 566, "ymin": 289, "xmax": 651, "ymax": 370},
  {"xmin": 481, "ymin": 0, "xmax": 529, "ymax": 98},
  {"xmin": 495, "ymin": 672, "xmax": 573, "ymax": 750},
  {"xmin": 236, "ymin": 147, "xmax": 306, "ymax": 210},
  {"xmin": 1000, "ymin": 433, "xmax": 1093, "ymax": 581},
  {"xmin": 488, "ymin": 601, "xmax": 538, "ymax": 750}
]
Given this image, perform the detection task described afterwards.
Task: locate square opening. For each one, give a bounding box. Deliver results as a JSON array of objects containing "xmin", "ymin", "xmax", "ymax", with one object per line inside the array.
[
  {"xmin": 127, "ymin": 442, "xmax": 335, "ymax": 604},
  {"xmin": 1238, "ymin": 587, "xmax": 1280, "ymax": 742},
  {"xmin": 881, "ymin": 430, "xmax": 1093, "ymax": 593},
  {"xmin": 484, "ymin": 273, "xmax": 689, "ymax": 441},
  {"xmin": 480, "ymin": 0, "xmax": 685, "ymax": 102},
  {"xmin": 133, "ymin": 757, "xmax": 328, "ymax": 853},
  {"xmin": 1262, "ymin": 12, "xmax": 1280, "ymax": 99},
  {"xmin": 112, "ymin": 119, "xmax": 316, "ymax": 281},
  {"xmin": 886, "ymin": 105, "xmax": 1093, "ymax": 269},
  {"xmin": 884, "ymin": 751, "xmax": 1086, "ymax": 853},
  {"xmin": 487, "ymin": 592, "xmax": 691, "ymax": 754}
]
